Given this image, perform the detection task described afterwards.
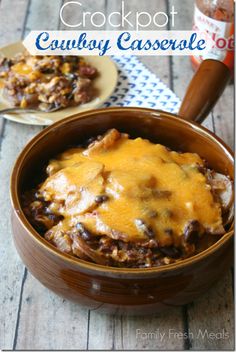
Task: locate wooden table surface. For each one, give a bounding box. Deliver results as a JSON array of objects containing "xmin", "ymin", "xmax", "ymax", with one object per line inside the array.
[{"xmin": 0, "ymin": 0, "xmax": 234, "ymax": 350}]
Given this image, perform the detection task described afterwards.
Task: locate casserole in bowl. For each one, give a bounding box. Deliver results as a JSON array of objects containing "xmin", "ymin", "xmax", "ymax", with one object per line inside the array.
[
  {"xmin": 22, "ymin": 128, "xmax": 233, "ymax": 268},
  {"xmin": 10, "ymin": 106, "xmax": 234, "ymax": 314}
]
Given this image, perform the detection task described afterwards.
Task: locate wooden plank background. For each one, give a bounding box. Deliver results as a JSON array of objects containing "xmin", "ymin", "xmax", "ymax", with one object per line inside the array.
[{"xmin": 0, "ymin": 0, "xmax": 234, "ymax": 350}]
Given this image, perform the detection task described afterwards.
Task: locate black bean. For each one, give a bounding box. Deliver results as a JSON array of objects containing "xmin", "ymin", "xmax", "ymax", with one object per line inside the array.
[
  {"xmin": 86, "ymin": 135, "xmax": 102, "ymax": 146},
  {"xmin": 117, "ymin": 241, "xmax": 128, "ymax": 250},
  {"xmin": 148, "ymin": 210, "xmax": 158, "ymax": 218},
  {"xmin": 48, "ymin": 213, "xmax": 63, "ymax": 224},
  {"xmin": 87, "ymin": 136, "xmax": 96, "ymax": 144},
  {"xmin": 138, "ymin": 247, "xmax": 147, "ymax": 255},
  {"xmin": 135, "ymin": 219, "xmax": 155, "ymax": 238},
  {"xmin": 95, "ymin": 195, "xmax": 109, "ymax": 204},
  {"xmin": 164, "ymin": 228, "xmax": 173, "ymax": 236},
  {"xmin": 66, "ymin": 73, "xmax": 78, "ymax": 81},
  {"xmin": 76, "ymin": 222, "xmax": 93, "ymax": 241},
  {"xmin": 197, "ymin": 164, "xmax": 207, "ymax": 174},
  {"xmin": 159, "ymin": 246, "xmax": 181, "ymax": 258},
  {"xmin": 39, "ymin": 68, "xmax": 54, "ymax": 74},
  {"xmin": 0, "ymin": 57, "xmax": 13, "ymax": 71},
  {"xmin": 35, "ymin": 191, "xmax": 44, "ymax": 200},
  {"xmin": 152, "ymin": 190, "xmax": 172, "ymax": 198},
  {"xmin": 162, "ymin": 209, "xmax": 174, "ymax": 218},
  {"xmin": 184, "ymin": 220, "xmax": 202, "ymax": 244}
]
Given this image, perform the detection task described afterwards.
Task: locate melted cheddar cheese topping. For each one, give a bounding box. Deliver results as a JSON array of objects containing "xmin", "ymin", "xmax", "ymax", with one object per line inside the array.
[
  {"xmin": 39, "ymin": 131, "xmax": 223, "ymax": 246},
  {"xmin": 11, "ymin": 62, "xmax": 42, "ymax": 81}
]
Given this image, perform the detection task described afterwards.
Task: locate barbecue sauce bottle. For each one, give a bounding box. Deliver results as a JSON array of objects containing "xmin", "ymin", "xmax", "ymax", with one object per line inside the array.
[{"xmin": 191, "ymin": 0, "xmax": 234, "ymax": 75}]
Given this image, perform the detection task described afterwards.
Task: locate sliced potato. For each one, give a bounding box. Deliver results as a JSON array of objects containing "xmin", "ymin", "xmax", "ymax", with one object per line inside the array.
[
  {"xmin": 206, "ymin": 170, "xmax": 234, "ymax": 228},
  {"xmin": 39, "ymin": 161, "xmax": 105, "ymax": 216},
  {"xmin": 45, "ymin": 222, "xmax": 72, "ymax": 254},
  {"xmin": 70, "ymin": 233, "xmax": 109, "ymax": 265},
  {"xmin": 83, "ymin": 129, "xmax": 121, "ymax": 156}
]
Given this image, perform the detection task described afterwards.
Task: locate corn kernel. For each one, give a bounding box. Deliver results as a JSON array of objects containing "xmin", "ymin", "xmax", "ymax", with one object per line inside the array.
[{"xmin": 20, "ymin": 97, "xmax": 27, "ymax": 108}]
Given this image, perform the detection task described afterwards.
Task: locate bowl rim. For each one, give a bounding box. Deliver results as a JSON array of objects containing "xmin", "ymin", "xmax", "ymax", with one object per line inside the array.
[{"xmin": 10, "ymin": 106, "xmax": 234, "ymax": 276}]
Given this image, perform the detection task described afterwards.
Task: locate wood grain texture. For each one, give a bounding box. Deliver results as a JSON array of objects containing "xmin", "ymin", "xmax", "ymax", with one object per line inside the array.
[
  {"xmin": 24, "ymin": 0, "xmax": 63, "ymax": 35},
  {"xmin": 87, "ymin": 311, "xmax": 117, "ymax": 350},
  {"xmin": 16, "ymin": 275, "xmax": 88, "ymax": 350},
  {"xmin": 137, "ymin": 0, "xmax": 171, "ymax": 88},
  {"xmin": 0, "ymin": 0, "xmax": 32, "ymax": 350},
  {"xmin": 121, "ymin": 309, "xmax": 185, "ymax": 350},
  {"xmin": 0, "ymin": 0, "xmax": 29, "ymax": 46},
  {"xmin": 187, "ymin": 271, "xmax": 234, "ymax": 350},
  {"xmin": 0, "ymin": 0, "xmax": 30, "ymax": 147},
  {"xmin": 113, "ymin": 0, "xmax": 171, "ymax": 86},
  {"xmin": 60, "ymin": 0, "xmax": 106, "ymax": 30},
  {"xmin": 167, "ymin": 0, "xmax": 214, "ymax": 131},
  {"xmin": 0, "ymin": 120, "xmax": 40, "ymax": 350},
  {"xmin": 212, "ymin": 84, "xmax": 234, "ymax": 149}
]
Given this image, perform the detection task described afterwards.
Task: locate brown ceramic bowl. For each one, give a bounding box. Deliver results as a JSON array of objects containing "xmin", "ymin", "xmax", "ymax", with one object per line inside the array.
[{"xmin": 10, "ymin": 60, "xmax": 234, "ymax": 314}]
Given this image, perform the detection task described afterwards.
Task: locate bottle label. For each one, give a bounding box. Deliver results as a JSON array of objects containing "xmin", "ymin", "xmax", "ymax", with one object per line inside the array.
[{"xmin": 192, "ymin": 5, "xmax": 234, "ymax": 70}]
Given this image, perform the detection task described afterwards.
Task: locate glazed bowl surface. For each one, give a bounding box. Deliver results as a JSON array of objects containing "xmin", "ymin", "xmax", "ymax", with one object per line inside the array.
[{"xmin": 10, "ymin": 107, "xmax": 234, "ymax": 314}]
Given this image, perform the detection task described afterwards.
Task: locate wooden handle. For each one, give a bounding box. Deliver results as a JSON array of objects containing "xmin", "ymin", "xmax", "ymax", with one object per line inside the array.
[{"xmin": 179, "ymin": 59, "xmax": 231, "ymax": 123}]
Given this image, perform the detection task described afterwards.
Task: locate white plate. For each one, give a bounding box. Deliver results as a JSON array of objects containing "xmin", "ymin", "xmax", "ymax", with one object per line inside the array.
[{"xmin": 0, "ymin": 42, "xmax": 118, "ymax": 125}]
